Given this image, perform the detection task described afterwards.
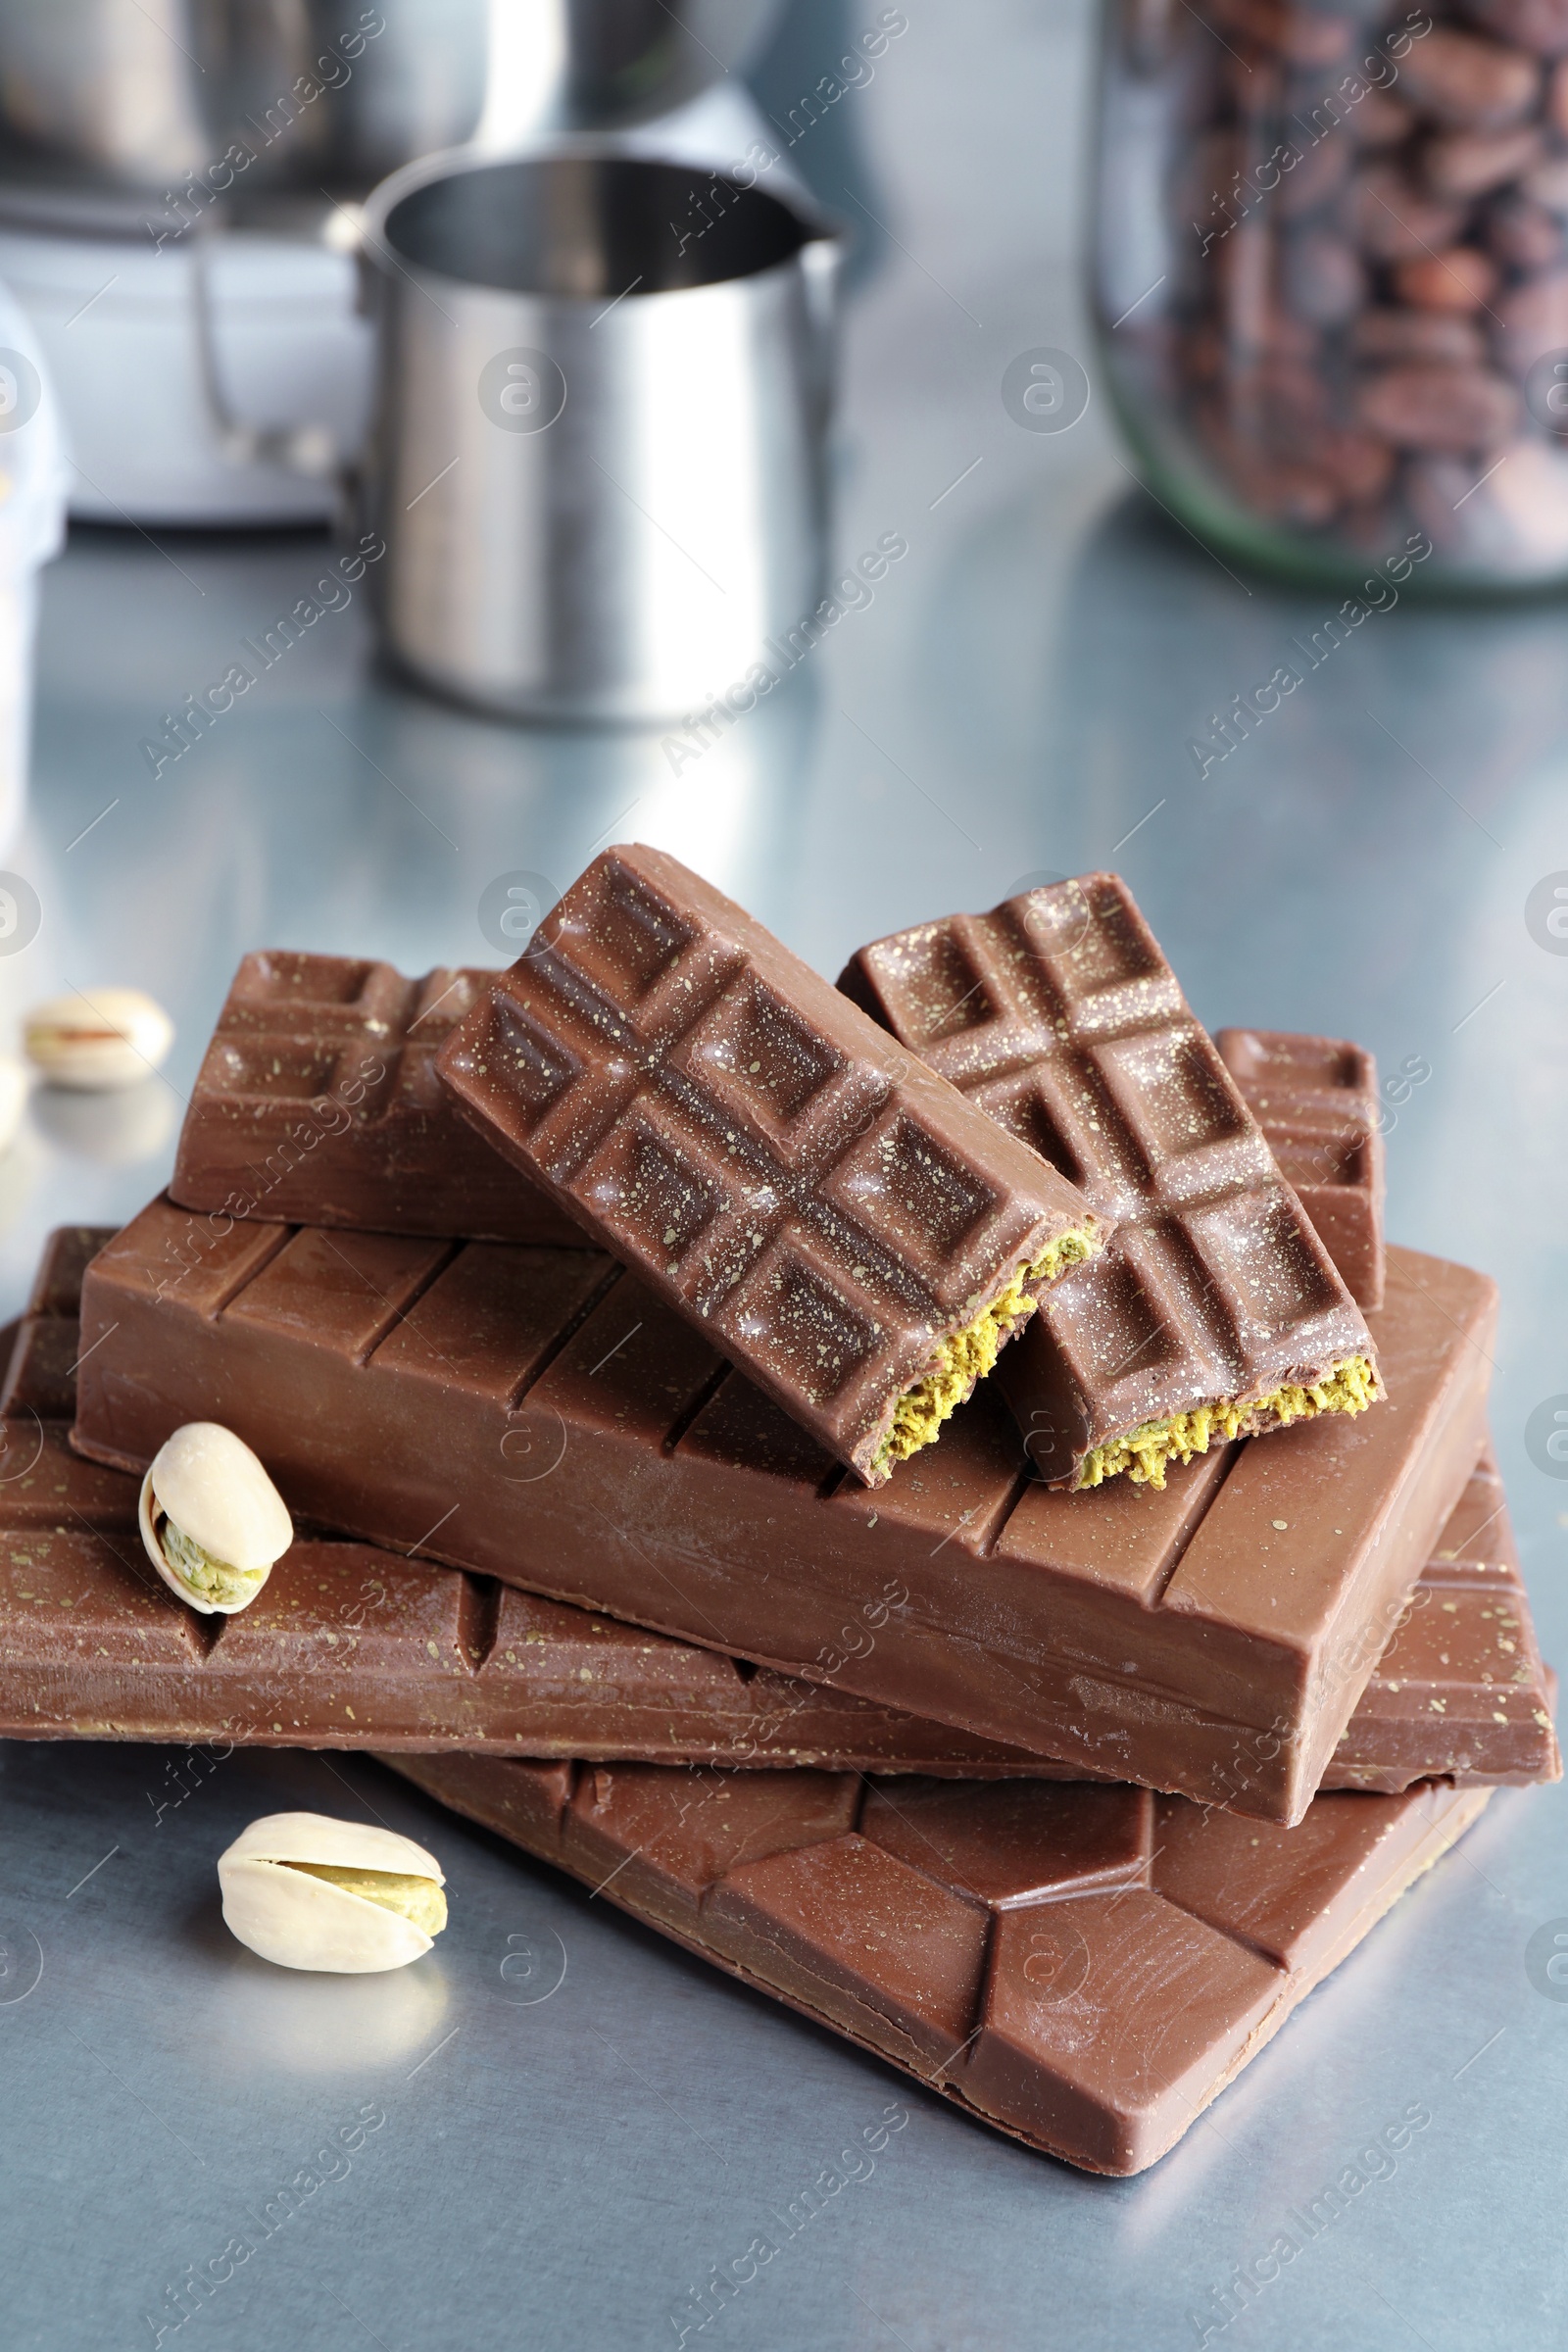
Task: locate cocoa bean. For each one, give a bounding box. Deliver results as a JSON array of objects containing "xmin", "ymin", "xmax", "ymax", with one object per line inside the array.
[
  {"xmin": 1354, "ymin": 361, "xmax": 1523, "ymax": 447},
  {"xmin": 1391, "ymin": 247, "xmax": 1502, "ymax": 309},
  {"xmin": 1423, "ymin": 125, "xmax": 1543, "ymax": 200},
  {"xmin": 1458, "ymin": 0, "xmax": 1568, "ymax": 58},
  {"xmin": 1483, "ymin": 195, "xmax": 1565, "ymax": 270},
  {"xmin": 1349, "ymin": 308, "xmax": 1490, "ymax": 360},
  {"xmin": 1348, "ymin": 166, "xmax": 1465, "ymax": 259},
  {"xmin": 1396, "ymin": 26, "xmax": 1539, "ymax": 127},
  {"xmin": 1348, "ymin": 87, "xmax": 1414, "ymax": 147}
]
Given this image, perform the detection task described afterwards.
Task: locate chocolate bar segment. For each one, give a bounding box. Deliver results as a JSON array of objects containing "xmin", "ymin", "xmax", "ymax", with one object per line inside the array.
[
  {"xmin": 169, "ymin": 952, "xmax": 579, "ymax": 1245},
  {"xmin": 73, "ymin": 1200, "xmax": 1494, "ymax": 1820},
  {"xmin": 381, "ymin": 1747, "xmax": 1494, "ymax": 2174},
  {"xmin": 435, "ymin": 847, "xmax": 1104, "ymax": 1486},
  {"xmin": 1215, "ymin": 1027, "xmax": 1386, "ymax": 1311},
  {"xmin": 839, "ymin": 875, "xmax": 1382, "ymax": 1490},
  {"xmin": 3, "ymin": 1231, "xmax": 1553, "ymax": 1784}
]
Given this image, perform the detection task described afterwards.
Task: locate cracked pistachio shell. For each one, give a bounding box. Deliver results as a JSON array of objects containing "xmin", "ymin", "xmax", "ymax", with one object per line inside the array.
[
  {"xmin": 219, "ymin": 1813, "xmax": 447, "ymax": 1973},
  {"xmin": 139, "ymin": 1421, "xmax": 293, "ymax": 1615},
  {"xmin": 24, "ymin": 986, "xmax": 173, "ymax": 1091}
]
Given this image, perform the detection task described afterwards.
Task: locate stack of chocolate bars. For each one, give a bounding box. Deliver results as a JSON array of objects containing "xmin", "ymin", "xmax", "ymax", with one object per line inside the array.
[{"xmin": 8, "ymin": 853, "xmax": 1555, "ymax": 2176}]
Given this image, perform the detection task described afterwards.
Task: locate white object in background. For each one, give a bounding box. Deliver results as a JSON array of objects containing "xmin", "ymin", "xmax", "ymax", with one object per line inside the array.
[
  {"xmin": 0, "ymin": 221, "xmax": 373, "ymax": 525},
  {"xmin": 24, "ymin": 982, "xmax": 173, "ymax": 1087},
  {"xmin": 0, "ymin": 278, "xmax": 65, "ymax": 856},
  {"xmin": 0, "ymin": 1053, "xmax": 24, "ymax": 1155}
]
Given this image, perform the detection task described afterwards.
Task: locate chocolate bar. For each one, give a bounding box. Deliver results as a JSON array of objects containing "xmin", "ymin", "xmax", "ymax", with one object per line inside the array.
[
  {"xmin": 11, "ymin": 1232, "xmax": 1555, "ymax": 1784},
  {"xmin": 168, "ymin": 952, "xmax": 578, "ymax": 1245},
  {"xmin": 839, "ymin": 875, "xmax": 1382, "ymax": 1491},
  {"xmin": 1215, "ymin": 1028, "xmax": 1386, "ymax": 1312},
  {"xmin": 381, "ymin": 1747, "xmax": 1494, "ymax": 2174},
  {"xmin": 434, "ymin": 847, "xmax": 1105, "ymax": 1487},
  {"xmin": 73, "ymin": 1201, "xmax": 1494, "ymax": 1820}
]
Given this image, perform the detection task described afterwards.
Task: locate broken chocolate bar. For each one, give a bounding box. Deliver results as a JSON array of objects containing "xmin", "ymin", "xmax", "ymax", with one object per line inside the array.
[
  {"xmin": 381, "ymin": 1748, "xmax": 1494, "ymax": 2174},
  {"xmin": 169, "ymin": 952, "xmax": 578, "ymax": 1245},
  {"xmin": 840, "ymin": 875, "xmax": 1382, "ymax": 1490},
  {"xmin": 434, "ymin": 846, "xmax": 1105, "ymax": 1486},
  {"xmin": 1215, "ymin": 1027, "xmax": 1386, "ymax": 1312},
  {"xmin": 73, "ymin": 1201, "xmax": 1494, "ymax": 1821},
  {"xmin": 11, "ymin": 1230, "xmax": 1555, "ymax": 1785}
]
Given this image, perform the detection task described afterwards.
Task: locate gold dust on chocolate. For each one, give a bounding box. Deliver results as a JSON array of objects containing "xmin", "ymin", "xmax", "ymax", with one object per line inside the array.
[
  {"xmin": 842, "ymin": 874, "xmax": 1383, "ymax": 1489},
  {"xmin": 436, "ymin": 846, "xmax": 1102, "ymax": 1486}
]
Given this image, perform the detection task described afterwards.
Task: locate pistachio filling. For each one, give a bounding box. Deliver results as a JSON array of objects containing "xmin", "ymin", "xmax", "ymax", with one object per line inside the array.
[
  {"xmin": 282, "ymin": 1862, "xmax": 449, "ymax": 1938},
  {"xmin": 1073, "ymin": 1353, "xmax": 1383, "ymax": 1493},
  {"xmin": 873, "ymin": 1224, "xmax": 1101, "ymax": 1476},
  {"xmin": 160, "ymin": 1517, "xmax": 268, "ymax": 1609}
]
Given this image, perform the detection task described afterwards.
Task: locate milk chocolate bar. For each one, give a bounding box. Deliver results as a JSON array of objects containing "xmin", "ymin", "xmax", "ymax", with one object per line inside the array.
[
  {"xmin": 73, "ymin": 1201, "xmax": 1494, "ymax": 1820},
  {"xmin": 0, "ymin": 1222, "xmax": 1545, "ymax": 1781},
  {"xmin": 9, "ymin": 1232, "xmax": 1553, "ymax": 1781},
  {"xmin": 4, "ymin": 1441, "xmax": 1548, "ymax": 1784},
  {"xmin": 434, "ymin": 847, "xmax": 1105, "ymax": 1487},
  {"xmin": 168, "ymin": 952, "xmax": 578, "ymax": 1245},
  {"xmin": 839, "ymin": 875, "xmax": 1382, "ymax": 1491},
  {"xmin": 381, "ymin": 1747, "xmax": 1494, "ymax": 2174},
  {"xmin": 1215, "ymin": 1028, "xmax": 1386, "ymax": 1311}
]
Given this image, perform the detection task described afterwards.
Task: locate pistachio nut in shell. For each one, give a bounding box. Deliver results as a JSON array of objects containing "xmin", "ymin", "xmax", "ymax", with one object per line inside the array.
[
  {"xmin": 24, "ymin": 986, "xmax": 174, "ymax": 1091},
  {"xmin": 139, "ymin": 1421, "xmax": 293, "ymax": 1614},
  {"xmin": 219, "ymin": 1813, "xmax": 448, "ymax": 1972}
]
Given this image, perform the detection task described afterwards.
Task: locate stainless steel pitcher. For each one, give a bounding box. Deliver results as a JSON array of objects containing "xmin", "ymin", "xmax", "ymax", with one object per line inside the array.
[{"xmin": 359, "ymin": 149, "xmax": 841, "ymax": 725}]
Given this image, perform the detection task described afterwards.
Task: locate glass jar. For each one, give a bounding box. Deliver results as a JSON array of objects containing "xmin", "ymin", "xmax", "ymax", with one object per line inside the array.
[{"xmin": 1094, "ymin": 0, "xmax": 1568, "ymax": 590}]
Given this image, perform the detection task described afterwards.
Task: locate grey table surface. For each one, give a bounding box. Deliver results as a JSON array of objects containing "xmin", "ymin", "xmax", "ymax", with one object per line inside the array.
[{"xmin": 3, "ymin": 5, "xmax": 1566, "ymax": 2348}]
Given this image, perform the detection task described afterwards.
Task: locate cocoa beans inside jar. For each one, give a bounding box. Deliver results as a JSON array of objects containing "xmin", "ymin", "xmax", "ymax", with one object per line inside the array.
[{"xmin": 1095, "ymin": 0, "xmax": 1568, "ymax": 584}]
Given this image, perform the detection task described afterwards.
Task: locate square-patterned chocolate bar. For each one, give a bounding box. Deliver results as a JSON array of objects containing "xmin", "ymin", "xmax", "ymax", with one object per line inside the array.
[
  {"xmin": 840, "ymin": 876, "xmax": 1381, "ymax": 1489},
  {"xmin": 435, "ymin": 847, "xmax": 1104, "ymax": 1485},
  {"xmin": 1215, "ymin": 1026, "xmax": 1386, "ymax": 1310},
  {"xmin": 171, "ymin": 953, "xmax": 578, "ymax": 1244}
]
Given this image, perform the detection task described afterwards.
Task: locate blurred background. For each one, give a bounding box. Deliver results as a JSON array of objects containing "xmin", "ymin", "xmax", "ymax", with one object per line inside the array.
[{"xmin": 0, "ymin": 5, "xmax": 1564, "ymax": 2343}]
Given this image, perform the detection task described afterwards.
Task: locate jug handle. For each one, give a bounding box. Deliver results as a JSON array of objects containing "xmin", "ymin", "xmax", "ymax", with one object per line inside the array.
[
  {"xmin": 187, "ymin": 215, "xmax": 344, "ymax": 484},
  {"xmin": 798, "ymin": 232, "xmax": 844, "ymax": 433}
]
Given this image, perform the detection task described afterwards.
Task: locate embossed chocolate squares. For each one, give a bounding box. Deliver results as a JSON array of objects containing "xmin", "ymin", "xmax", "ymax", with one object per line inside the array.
[
  {"xmin": 1215, "ymin": 1026, "xmax": 1386, "ymax": 1309},
  {"xmin": 436, "ymin": 846, "xmax": 1105, "ymax": 1485},
  {"xmin": 841, "ymin": 874, "xmax": 1382, "ymax": 1490},
  {"xmin": 171, "ymin": 951, "xmax": 578, "ymax": 1246}
]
